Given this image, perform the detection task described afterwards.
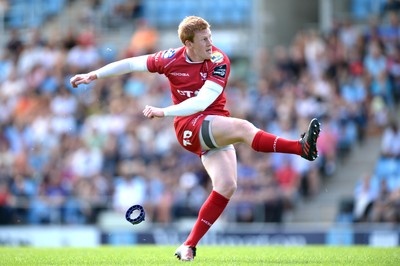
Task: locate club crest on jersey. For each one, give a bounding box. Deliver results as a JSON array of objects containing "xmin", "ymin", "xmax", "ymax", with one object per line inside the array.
[
  {"xmin": 162, "ymin": 49, "xmax": 176, "ymax": 58},
  {"xmin": 211, "ymin": 51, "xmax": 224, "ymax": 63},
  {"xmin": 212, "ymin": 64, "xmax": 227, "ymax": 78}
]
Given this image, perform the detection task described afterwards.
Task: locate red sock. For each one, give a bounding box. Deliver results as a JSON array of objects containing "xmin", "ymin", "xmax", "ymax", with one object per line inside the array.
[
  {"xmin": 184, "ymin": 190, "xmax": 229, "ymax": 247},
  {"xmin": 251, "ymin": 130, "xmax": 301, "ymax": 155}
]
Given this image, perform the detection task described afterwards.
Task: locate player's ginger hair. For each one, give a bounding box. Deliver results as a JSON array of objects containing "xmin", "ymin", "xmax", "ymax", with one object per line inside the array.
[{"xmin": 178, "ymin": 16, "xmax": 210, "ymax": 45}]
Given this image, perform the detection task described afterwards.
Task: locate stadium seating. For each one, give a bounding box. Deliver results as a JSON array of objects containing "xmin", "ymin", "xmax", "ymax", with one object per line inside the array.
[
  {"xmin": 142, "ymin": 0, "xmax": 252, "ymax": 28},
  {"xmin": 6, "ymin": 0, "xmax": 66, "ymax": 29}
]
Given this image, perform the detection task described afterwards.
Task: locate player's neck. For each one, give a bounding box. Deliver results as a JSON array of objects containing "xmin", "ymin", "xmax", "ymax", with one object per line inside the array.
[{"xmin": 185, "ymin": 49, "xmax": 204, "ymax": 63}]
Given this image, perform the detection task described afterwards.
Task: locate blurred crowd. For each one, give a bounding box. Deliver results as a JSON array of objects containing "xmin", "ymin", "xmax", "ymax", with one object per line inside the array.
[
  {"xmin": 1, "ymin": 1, "xmax": 400, "ymax": 226},
  {"xmin": 351, "ymin": 118, "xmax": 400, "ymax": 224}
]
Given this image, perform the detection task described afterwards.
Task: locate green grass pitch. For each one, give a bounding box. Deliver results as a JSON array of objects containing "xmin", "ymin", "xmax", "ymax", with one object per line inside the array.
[{"xmin": 1, "ymin": 245, "xmax": 399, "ymax": 265}]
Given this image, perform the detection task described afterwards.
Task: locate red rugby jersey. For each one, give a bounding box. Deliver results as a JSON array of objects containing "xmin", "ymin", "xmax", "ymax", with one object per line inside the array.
[{"xmin": 146, "ymin": 46, "xmax": 231, "ymax": 121}]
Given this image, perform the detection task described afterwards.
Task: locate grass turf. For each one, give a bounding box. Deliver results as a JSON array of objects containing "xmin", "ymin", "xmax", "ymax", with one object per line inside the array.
[{"xmin": 1, "ymin": 245, "xmax": 399, "ymax": 265}]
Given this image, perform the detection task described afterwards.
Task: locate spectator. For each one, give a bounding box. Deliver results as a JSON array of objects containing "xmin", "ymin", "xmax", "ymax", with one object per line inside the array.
[
  {"xmin": 316, "ymin": 116, "xmax": 339, "ymax": 176},
  {"xmin": 259, "ymin": 171, "xmax": 285, "ymax": 223},
  {"xmin": 338, "ymin": 19, "xmax": 360, "ymax": 50},
  {"xmin": 386, "ymin": 45, "xmax": 400, "ymax": 103},
  {"xmin": 353, "ymin": 173, "xmax": 378, "ymax": 222},
  {"xmin": 304, "ymin": 30, "xmax": 327, "ymax": 79},
  {"xmin": 173, "ymin": 171, "xmax": 207, "ymax": 218},
  {"xmin": 274, "ymin": 158, "xmax": 300, "ymax": 210},
  {"xmin": 0, "ymin": 66, "xmax": 27, "ymax": 100},
  {"xmin": 0, "ymin": 179, "xmax": 12, "ymax": 224},
  {"xmin": 10, "ymin": 174, "xmax": 36, "ymax": 223},
  {"xmin": 364, "ymin": 40, "xmax": 387, "ymax": 81},
  {"xmin": 69, "ymin": 140, "xmax": 104, "ymax": 178},
  {"xmin": 0, "ymin": 49, "xmax": 13, "ymax": 83},
  {"xmin": 232, "ymin": 145, "xmax": 260, "ymax": 223},
  {"xmin": 125, "ymin": 19, "xmax": 159, "ymax": 57},
  {"xmin": 379, "ymin": 11, "xmax": 400, "ymax": 52},
  {"xmin": 370, "ymin": 178, "xmax": 392, "ymax": 222},
  {"xmin": 50, "ymin": 87, "xmax": 78, "ymax": 116},
  {"xmin": 113, "ymin": 159, "xmax": 147, "ymax": 213},
  {"xmin": 380, "ymin": 119, "xmax": 400, "ymax": 158},
  {"xmin": 381, "ymin": 0, "xmax": 400, "ymax": 15},
  {"xmin": 66, "ymin": 30, "xmax": 100, "ymax": 73},
  {"xmin": 5, "ymin": 29, "xmax": 23, "ymax": 62},
  {"xmin": 0, "ymin": 136, "xmax": 14, "ymax": 179},
  {"xmin": 29, "ymin": 171, "xmax": 67, "ymax": 224}
]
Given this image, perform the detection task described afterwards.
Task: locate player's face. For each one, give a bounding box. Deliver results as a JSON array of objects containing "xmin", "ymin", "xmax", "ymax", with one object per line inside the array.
[{"xmin": 188, "ymin": 29, "xmax": 213, "ymax": 61}]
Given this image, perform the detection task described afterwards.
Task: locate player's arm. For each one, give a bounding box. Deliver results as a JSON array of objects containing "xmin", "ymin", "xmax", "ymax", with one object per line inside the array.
[
  {"xmin": 70, "ymin": 55, "xmax": 149, "ymax": 88},
  {"xmin": 142, "ymin": 80, "xmax": 223, "ymax": 118}
]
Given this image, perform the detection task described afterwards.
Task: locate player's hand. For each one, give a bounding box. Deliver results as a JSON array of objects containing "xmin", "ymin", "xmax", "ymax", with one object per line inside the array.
[
  {"xmin": 70, "ymin": 72, "xmax": 97, "ymax": 88},
  {"xmin": 142, "ymin": 105, "xmax": 165, "ymax": 119}
]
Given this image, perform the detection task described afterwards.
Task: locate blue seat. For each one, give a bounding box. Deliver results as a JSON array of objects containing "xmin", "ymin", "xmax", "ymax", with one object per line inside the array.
[
  {"xmin": 143, "ymin": 0, "xmax": 159, "ymax": 18},
  {"xmin": 387, "ymin": 175, "xmax": 400, "ymax": 191},
  {"xmin": 374, "ymin": 157, "xmax": 398, "ymax": 178},
  {"xmin": 156, "ymin": 0, "xmax": 179, "ymax": 27},
  {"xmin": 7, "ymin": 3, "xmax": 27, "ymax": 28},
  {"xmin": 7, "ymin": 0, "xmax": 65, "ymax": 29},
  {"xmin": 142, "ymin": 0, "xmax": 254, "ymax": 28},
  {"xmin": 43, "ymin": 0, "xmax": 66, "ymax": 16}
]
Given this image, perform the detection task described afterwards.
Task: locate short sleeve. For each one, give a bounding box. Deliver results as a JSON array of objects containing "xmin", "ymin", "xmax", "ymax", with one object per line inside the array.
[
  {"xmin": 207, "ymin": 51, "xmax": 230, "ymax": 87},
  {"xmin": 147, "ymin": 48, "xmax": 178, "ymax": 74}
]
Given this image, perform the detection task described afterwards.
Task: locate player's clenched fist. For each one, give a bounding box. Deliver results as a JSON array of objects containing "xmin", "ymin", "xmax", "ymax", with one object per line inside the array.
[
  {"xmin": 70, "ymin": 72, "xmax": 98, "ymax": 88},
  {"xmin": 143, "ymin": 105, "xmax": 165, "ymax": 119}
]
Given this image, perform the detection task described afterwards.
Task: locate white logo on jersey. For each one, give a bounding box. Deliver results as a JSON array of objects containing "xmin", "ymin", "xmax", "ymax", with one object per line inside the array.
[
  {"xmin": 177, "ymin": 90, "xmax": 198, "ymax": 97},
  {"xmin": 200, "ymin": 72, "xmax": 207, "ymax": 80},
  {"xmin": 183, "ymin": 130, "xmax": 192, "ymax": 146},
  {"xmin": 162, "ymin": 49, "xmax": 176, "ymax": 58},
  {"xmin": 170, "ymin": 72, "xmax": 190, "ymax": 77}
]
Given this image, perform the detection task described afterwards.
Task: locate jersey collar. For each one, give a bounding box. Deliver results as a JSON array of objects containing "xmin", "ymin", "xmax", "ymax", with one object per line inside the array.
[{"xmin": 184, "ymin": 48, "xmax": 205, "ymax": 64}]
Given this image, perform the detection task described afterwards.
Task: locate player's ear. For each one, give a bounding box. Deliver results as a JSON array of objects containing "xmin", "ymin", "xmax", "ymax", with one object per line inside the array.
[{"xmin": 184, "ymin": 40, "xmax": 192, "ymax": 48}]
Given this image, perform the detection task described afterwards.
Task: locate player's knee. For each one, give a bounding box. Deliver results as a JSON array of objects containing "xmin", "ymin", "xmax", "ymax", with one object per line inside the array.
[
  {"xmin": 228, "ymin": 181, "xmax": 238, "ymax": 195},
  {"xmin": 234, "ymin": 119, "xmax": 256, "ymax": 140},
  {"xmin": 217, "ymin": 179, "xmax": 237, "ymax": 198}
]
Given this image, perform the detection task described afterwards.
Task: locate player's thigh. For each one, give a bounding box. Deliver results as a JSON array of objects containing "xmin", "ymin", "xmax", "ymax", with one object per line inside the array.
[
  {"xmin": 210, "ymin": 116, "xmax": 259, "ymax": 146},
  {"xmin": 201, "ymin": 148, "xmax": 238, "ymax": 198}
]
